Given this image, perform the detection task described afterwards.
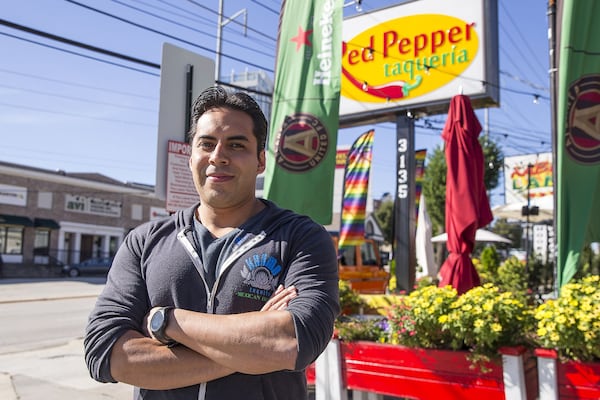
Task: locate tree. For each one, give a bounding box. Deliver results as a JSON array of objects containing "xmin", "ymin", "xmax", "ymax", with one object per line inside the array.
[
  {"xmin": 491, "ymin": 218, "xmax": 522, "ymax": 249},
  {"xmin": 421, "ymin": 145, "xmax": 446, "ymax": 234},
  {"xmin": 374, "ymin": 198, "xmax": 394, "ymax": 244},
  {"xmin": 422, "ymin": 136, "xmax": 504, "ymax": 235}
]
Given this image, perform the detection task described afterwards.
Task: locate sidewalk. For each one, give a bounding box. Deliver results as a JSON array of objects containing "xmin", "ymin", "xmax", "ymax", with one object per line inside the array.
[{"xmin": 0, "ymin": 278, "xmax": 133, "ymax": 400}]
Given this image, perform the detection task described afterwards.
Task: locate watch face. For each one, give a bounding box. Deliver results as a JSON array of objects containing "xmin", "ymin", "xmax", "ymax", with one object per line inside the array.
[{"xmin": 150, "ymin": 310, "xmax": 163, "ymax": 331}]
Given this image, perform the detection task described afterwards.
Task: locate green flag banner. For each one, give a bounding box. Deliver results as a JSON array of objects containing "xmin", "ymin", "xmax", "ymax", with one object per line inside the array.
[
  {"xmin": 264, "ymin": 0, "xmax": 343, "ymax": 224},
  {"xmin": 556, "ymin": 0, "xmax": 600, "ymax": 287}
]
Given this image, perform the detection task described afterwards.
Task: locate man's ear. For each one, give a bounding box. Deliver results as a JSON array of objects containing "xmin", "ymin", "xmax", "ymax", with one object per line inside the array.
[{"xmin": 257, "ymin": 150, "xmax": 266, "ymax": 174}]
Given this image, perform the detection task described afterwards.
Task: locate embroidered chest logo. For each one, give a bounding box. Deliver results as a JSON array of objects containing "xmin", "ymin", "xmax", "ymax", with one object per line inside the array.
[{"xmin": 238, "ymin": 253, "xmax": 282, "ymax": 301}]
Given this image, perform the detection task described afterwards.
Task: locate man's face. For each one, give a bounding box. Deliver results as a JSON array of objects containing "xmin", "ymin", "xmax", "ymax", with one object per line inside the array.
[{"xmin": 189, "ymin": 107, "xmax": 265, "ymax": 210}]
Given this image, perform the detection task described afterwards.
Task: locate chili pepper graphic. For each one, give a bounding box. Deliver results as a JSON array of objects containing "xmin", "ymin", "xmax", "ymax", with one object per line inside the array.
[{"xmin": 342, "ymin": 66, "xmax": 422, "ymax": 100}]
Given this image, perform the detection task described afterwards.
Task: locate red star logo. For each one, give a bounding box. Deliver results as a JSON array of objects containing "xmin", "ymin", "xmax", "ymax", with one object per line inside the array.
[{"xmin": 290, "ymin": 26, "xmax": 313, "ymax": 51}]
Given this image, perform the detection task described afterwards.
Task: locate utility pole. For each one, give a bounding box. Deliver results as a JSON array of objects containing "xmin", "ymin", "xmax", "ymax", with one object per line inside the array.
[{"xmin": 215, "ymin": 0, "xmax": 247, "ymax": 83}]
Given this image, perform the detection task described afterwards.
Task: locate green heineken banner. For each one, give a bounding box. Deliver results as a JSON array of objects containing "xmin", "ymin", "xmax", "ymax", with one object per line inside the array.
[
  {"xmin": 556, "ymin": 0, "xmax": 600, "ymax": 287},
  {"xmin": 264, "ymin": 0, "xmax": 343, "ymax": 224}
]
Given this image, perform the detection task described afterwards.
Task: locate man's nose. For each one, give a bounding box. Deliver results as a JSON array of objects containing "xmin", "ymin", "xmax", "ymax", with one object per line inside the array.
[{"xmin": 209, "ymin": 142, "xmax": 229, "ymax": 164}]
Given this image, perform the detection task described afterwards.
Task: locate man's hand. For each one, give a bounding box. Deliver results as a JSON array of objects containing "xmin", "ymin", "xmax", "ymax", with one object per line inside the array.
[{"xmin": 261, "ymin": 285, "xmax": 297, "ymax": 311}]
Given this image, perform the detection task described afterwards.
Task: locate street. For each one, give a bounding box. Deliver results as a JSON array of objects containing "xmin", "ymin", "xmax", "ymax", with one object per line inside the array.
[{"xmin": 0, "ymin": 278, "xmax": 133, "ymax": 399}]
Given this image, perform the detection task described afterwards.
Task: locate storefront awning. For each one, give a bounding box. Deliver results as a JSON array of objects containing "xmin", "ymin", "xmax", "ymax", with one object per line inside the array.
[
  {"xmin": 0, "ymin": 214, "xmax": 34, "ymax": 226},
  {"xmin": 34, "ymin": 218, "xmax": 61, "ymax": 230}
]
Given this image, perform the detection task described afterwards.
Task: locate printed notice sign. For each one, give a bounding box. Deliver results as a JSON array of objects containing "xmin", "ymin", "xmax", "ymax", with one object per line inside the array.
[{"xmin": 166, "ymin": 140, "xmax": 198, "ymax": 212}]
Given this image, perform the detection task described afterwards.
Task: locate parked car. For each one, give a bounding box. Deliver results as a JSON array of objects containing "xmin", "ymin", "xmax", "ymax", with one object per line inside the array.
[{"xmin": 62, "ymin": 256, "xmax": 113, "ymax": 277}]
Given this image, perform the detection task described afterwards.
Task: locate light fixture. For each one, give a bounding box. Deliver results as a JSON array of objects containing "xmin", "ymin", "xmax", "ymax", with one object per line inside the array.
[
  {"xmin": 533, "ymin": 94, "xmax": 540, "ymax": 104},
  {"xmin": 343, "ymin": 0, "xmax": 363, "ymax": 12},
  {"xmin": 355, "ymin": 0, "xmax": 363, "ymax": 12}
]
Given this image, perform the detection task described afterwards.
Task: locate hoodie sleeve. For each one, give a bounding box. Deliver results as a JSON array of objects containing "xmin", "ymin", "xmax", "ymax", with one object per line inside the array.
[
  {"xmin": 284, "ymin": 221, "xmax": 340, "ymax": 370},
  {"xmin": 84, "ymin": 228, "xmax": 150, "ymax": 383}
]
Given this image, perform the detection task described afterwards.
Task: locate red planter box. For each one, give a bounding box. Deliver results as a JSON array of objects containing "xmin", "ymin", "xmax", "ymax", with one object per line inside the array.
[
  {"xmin": 536, "ymin": 348, "xmax": 600, "ymax": 399},
  {"xmin": 307, "ymin": 341, "xmax": 537, "ymax": 400}
]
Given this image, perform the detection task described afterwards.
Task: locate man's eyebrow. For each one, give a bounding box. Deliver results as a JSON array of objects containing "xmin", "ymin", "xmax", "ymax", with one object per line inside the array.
[
  {"xmin": 195, "ymin": 134, "xmax": 250, "ymax": 142},
  {"xmin": 225, "ymin": 135, "xmax": 251, "ymax": 142}
]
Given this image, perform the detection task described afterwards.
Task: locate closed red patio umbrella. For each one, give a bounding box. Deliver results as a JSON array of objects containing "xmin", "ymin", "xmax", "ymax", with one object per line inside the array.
[{"xmin": 438, "ymin": 95, "xmax": 493, "ymax": 295}]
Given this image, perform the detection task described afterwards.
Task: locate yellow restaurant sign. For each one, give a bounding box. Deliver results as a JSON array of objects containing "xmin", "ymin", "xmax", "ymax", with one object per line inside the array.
[
  {"xmin": 339, "ymin": 0, "xmax": 498, "ymax": 125},
  {"xmin": 342, "ymin": 14, "xmax": 479, "ymax": 103}
]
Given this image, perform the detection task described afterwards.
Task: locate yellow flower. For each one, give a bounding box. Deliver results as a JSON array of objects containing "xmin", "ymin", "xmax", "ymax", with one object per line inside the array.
[
  {"xmin": 483, "ymin": 301, "xmax": 493, "ymax": 311},
  {"xmin": 537, "ymin": 327, "xmax": 547, "ymax": 336},
  {"xmin": 474, "ymin": 319, "xmax": 484, "ymax": 328},
  {"xmin": 491, "ymin": 323, "xmax": 502, "ymax": 332}
]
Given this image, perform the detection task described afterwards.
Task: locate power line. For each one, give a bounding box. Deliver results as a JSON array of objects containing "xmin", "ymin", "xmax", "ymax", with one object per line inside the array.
[
  {"xmin": 0, "ymin": 67, "xmax": 157, "ymax": 100},
  {"xmin": 64, "ymin": 0, "xmax": 274, "ymax": 72},
  {"xmin": 184, "ymin": 0, "xmax": 277, "ymax": 43},
  {"xmin": 251, "ymin": 0, "xmax": 280, "ymax": 15},
  {"xmin": 110, "ymin": 0, "xmax": 276, "ymax": 58},
  {"xmin": 0, "ymin": 101, "xmax": 156, "ymax": 127},
  {"xmin": 0, "ymin": 30, "xmax": 160, "ymax": 76},
  {"xmin": 0, "ymin": 83, "xmax": 156, "ymax": 112},
  {"xmin": 0, "ymin": 18, "xmax": 159, "ymax": 69},
  {"xmin": 499, "ymin": 1, "xmax": 548, "ymax": 84}
]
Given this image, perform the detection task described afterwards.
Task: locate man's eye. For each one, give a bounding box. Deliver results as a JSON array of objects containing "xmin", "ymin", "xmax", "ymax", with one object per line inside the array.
[
  {"xmin": 231, "ymin": 143, "xmax": 245, "ymax": 149},
  {"xmin": 199, "ymin": 142, "xmax": 215, "ymax": 150}
]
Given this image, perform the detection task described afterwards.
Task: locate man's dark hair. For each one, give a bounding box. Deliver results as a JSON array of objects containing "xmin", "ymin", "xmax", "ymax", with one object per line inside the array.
[{"xmin": 188, "ymin": 86, "xmax": 268, "ymax": 155}]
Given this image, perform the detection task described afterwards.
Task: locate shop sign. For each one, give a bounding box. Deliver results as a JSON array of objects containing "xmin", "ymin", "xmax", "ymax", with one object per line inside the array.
[
  {"xmin": 340, "ymin": 0, "xmax": 498, "ymax": 123},
  {"xmin": 0, "ymin": 184, "xmax": 27, "ymax": 206},
  {"xmin": 65, "ymin": 194, "xmax": 122, "ymax": 217}
]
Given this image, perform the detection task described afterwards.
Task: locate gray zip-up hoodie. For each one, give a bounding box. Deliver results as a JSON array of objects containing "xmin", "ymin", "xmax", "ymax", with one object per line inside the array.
[{"xmin": 84, "ymin": 200, "xmax": 339, "ymax": 400}]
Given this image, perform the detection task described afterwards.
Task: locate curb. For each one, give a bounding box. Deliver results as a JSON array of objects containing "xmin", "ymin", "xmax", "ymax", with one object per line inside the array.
[
  {"xmin": 0, "ymin": 294, "xmax": 99, "ymax": 305},
  {"xmin": 0, "ymin": 372, "xmax": 17, "ymax": 400}
]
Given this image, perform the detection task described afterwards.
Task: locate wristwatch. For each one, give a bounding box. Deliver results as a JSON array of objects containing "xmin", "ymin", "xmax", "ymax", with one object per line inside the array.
[{"xmin": 149, "ymin": 306, "xmax": 177, "ymax": 346}]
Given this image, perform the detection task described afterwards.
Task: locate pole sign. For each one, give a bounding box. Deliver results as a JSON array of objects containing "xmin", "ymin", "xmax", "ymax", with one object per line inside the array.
[
  {"xmin": 155, "ymin": 43, "xmax": 215, "ymax": 201},
  {"xmin": 340, "ymin": 0, "xmax": 499, "ymax": 126}
]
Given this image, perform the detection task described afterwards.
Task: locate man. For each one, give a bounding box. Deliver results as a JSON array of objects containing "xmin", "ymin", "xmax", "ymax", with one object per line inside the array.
[{"xmin": 84, "ymin": 86, "xmax": 340, "ymax": 399}]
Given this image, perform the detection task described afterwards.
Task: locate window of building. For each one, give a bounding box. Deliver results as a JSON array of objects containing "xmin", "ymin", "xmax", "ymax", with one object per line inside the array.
[
  {"xmin": 360, "ymin": 241, "xmax": 378, "ymax": 266},
  {"xmin": 34, "ymin": 229, "xmax": 50, "ymax": 255},
  {"xmin": 109, "ymin": 236, "xmax": 119, "ymax": 256},
  {"xmin": 131, "ymin": 204, "xmax": 142, "ymax": 220},
  {"xmin": 1, "ymin": 227, "xmax": 24, "ymax": 254},
  {"xmin": 37, "ymin": 191, "xmax": 53, "ymax": 209}
]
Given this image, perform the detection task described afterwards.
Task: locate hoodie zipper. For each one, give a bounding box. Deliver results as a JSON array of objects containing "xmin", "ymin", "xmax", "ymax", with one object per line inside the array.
[
  {"xmin": 176, "ymin": 228, "xmax": 212, "ymax": 308},
  {"xmin": 177, "ymin": 228, "xmax": 268, "ymax": 400}
]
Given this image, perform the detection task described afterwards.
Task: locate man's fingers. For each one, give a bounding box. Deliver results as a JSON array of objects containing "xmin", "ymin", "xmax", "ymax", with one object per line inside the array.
[{"xmin": 261, "ymin": 286, "xmax": 297, "ymax": 311}]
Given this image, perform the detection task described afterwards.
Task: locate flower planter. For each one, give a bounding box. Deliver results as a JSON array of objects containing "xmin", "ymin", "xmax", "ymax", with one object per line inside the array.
[
  {"xmin": 536, "ymin": 348, "xmax": 600, "ymax": 399},
  {"xmin": 307, "ymin": 340, "xmax": 537, "ymax": 400}
]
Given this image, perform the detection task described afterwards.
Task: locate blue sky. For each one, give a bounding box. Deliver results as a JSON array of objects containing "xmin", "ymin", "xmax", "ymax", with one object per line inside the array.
[{"xmin": 0, "ymin": 0, "xmax": 551, "ymax": 206}]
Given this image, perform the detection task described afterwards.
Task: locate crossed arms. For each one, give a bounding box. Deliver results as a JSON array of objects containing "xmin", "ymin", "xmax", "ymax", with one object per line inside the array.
[{"xmin": 109, "ymin": 285, "xmax": 299, "ymax": 390}]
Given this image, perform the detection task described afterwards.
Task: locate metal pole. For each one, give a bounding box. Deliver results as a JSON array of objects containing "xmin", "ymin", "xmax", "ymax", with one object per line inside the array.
[
  {"xmin": 547, "ymin": 0, "xmax": 558, "ymax": 295},
  {"xmin": 526, "ymin": 163, "xmax": 532, "ymax": 273},
  {"xmin": 184, "ymin": 64, "xmax": 194, "ymax": 137},
  {"xmin": 215, "ymin": 0, "xmax": 224, "ymax": 83},
  {"xmin": 215, "ymin": 1, "xmax": 247, "ymax": 84}
]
